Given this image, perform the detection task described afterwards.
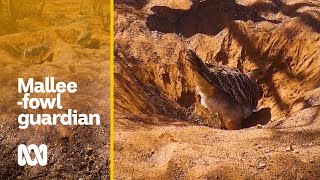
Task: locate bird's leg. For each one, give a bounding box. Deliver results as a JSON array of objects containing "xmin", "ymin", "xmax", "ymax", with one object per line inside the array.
[
  {"xmin": 223, "ymin": 117, "xmax": 241, "ymax": 130},
  {"xmin": 35, "ymin": 55, "xmax": 42, "ymax": 64},
  {"xmin": 217, "ymin": 113, "xmax": 227, "ymax": 130},
  {"xmin": 217, "ymin": 113, "xmax": 241, "ymax": 130}
]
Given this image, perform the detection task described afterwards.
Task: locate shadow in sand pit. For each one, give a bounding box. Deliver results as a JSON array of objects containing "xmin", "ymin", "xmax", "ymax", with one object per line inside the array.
[
  {"xmin": 146, "ymin": 0, "xmax": 280, "ymax": 38},
  {"xmin": 242, "ymin": 107, "xmax": 271, "ymax": 128},
  {"xmin": 269, "ymin": 0, "xmax": 320, "ymax": 33}
]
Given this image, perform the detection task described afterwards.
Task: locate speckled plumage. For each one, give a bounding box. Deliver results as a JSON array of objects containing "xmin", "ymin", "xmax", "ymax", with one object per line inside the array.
[
  {"xmin": 24, "ymin": 44, "xmax": 50, "ymax": 64},
  {"xmin": 76, "ymin": 29, "xmax": 91, "ymax": 45},
  {"xmin": 187, "ymin": 50, "xmax": 259, "ymax": 129},
  {"xmin": 24, "ymin": 44, "xmax": 49, "ymax": 57}
]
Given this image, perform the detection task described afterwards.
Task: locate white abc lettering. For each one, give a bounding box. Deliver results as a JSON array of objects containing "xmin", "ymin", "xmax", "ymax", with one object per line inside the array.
[{"xmin": 18, "ymin": 144, "xmax": 48, "ymax": 166}]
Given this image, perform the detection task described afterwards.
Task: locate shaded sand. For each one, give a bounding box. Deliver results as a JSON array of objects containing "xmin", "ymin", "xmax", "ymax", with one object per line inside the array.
[
  {"xmin": 115, "ymin": 0, "xmax": 320, "ymax": 179},
  {"xmin": 0, "ymin": 0, "xmax": 110, "ymax": 178}
]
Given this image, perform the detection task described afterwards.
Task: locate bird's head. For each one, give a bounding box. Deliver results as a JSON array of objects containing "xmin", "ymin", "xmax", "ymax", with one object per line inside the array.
[{"xmin": 247, "ymin": 69, "xmax": 264, "ymax": 82}]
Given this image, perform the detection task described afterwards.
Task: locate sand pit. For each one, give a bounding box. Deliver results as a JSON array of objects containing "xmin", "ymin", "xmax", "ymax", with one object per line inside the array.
[{"xmin": 115, "ymin": 0, "xmax": 320, "ymax": 179}]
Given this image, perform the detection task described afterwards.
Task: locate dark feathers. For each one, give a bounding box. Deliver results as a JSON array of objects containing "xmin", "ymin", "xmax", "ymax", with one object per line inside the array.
[{"xmin": 186, "ymin": 49, "xmax": 259, "ymax": 117}]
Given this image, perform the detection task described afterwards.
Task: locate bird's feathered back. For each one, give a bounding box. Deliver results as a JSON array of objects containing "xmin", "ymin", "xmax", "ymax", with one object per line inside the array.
[
  {"xmin": 24, "ymin": 44, "xmax": 49, "ymax": 57},
  {"xmin": 186, "ymin": 50, "xmax": 259, "ymax": 117}
]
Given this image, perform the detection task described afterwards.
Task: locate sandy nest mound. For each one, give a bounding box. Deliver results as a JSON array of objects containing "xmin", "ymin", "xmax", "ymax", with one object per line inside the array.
[
  {"xmin": 0, "ymin": 0, "xmax": 110, "ymax": 178},
  {"xmin": 115, "ymin": 0, "xmax": 320, "ymax": 179}
]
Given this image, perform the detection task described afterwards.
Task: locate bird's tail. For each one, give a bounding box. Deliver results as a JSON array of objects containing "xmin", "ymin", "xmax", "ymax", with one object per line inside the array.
[
  {"xmin": 186, "ymin": 49, "xmax": 208, "ymax": 77},
  {"xmin": 186, "ymin": 49, "xmax": 216, "ymax": 95}
]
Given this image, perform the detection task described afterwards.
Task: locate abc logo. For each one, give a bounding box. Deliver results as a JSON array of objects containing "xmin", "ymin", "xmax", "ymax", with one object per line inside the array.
[{"xmin": 18, "ymin": 144, "xmax": 48, "ymax": 166}]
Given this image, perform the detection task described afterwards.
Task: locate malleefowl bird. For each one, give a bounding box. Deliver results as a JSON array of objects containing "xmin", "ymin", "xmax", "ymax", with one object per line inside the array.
[
  {"xmin": 24, "ymin": 44, "xmax": 50, "ymax": 64},
  {"xmin": 76, "ymin": 27, "xmax": 91, "ymax": 46},
  {"xmin": 186, "ymin": 49, "xmax": 263, "ymax": 130}
]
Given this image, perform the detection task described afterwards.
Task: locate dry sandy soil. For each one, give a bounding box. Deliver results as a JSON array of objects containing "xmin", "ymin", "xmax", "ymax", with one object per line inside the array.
[
  {"xmin": 0, "ymin": 0, "xmax": 110, "ymax": 179},
  {"xmin": 114, "ymin": 0, "xmax": 320, "ymax": 179}
]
